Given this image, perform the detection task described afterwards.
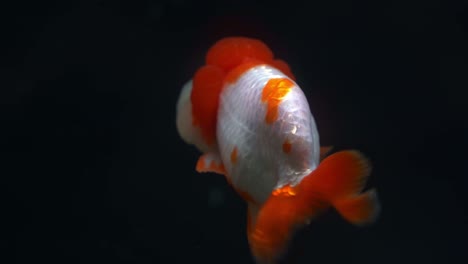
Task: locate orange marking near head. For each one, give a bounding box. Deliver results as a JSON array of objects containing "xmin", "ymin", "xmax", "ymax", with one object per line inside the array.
[
  {"xmin": 230, "ymin": 147, "xmax": 238, "ymax": 164},
  {"xmin": 261, "ymin": 78, "xmax": 295, "ymax": 124},
  {"xmin": 206, "ymin": 37, "xmax": 273, "ymax": 72},
  {"xmin": 282, "ymin": 140, "xmax": 292, "ymax": 153},
  {"xmin": 224, "ymin": 59, "xmax": 265, "ymax": 84},
  {"xmin": 191, "ymin": 65, "xmax": 225, "ymax": 145}
]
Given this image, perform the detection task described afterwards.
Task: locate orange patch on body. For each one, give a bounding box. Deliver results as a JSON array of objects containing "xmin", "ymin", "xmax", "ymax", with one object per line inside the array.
[
  {"xmin": 282, "ymin": 140, "xmax": 292, "ymax": 153},
  {"xmin": 230, "ymin": 147, "xmax": 238, "ymax": 164},
  {"xmin": 272, "ymin": 185, "xmax": 297, "ymax": 197},
  {"xmin": 261, "ymin": 78, "xmax": 294, "ymax": 124}
]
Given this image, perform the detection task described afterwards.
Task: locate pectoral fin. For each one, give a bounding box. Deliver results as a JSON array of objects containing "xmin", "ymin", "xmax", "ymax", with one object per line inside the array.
[
  {"xmin": 301, "ymin": 150, "xmax": 380, "ymax": 225},
  {"xmin": 195, "ymin": 152, "xmax": 226, "ymax": 175}
]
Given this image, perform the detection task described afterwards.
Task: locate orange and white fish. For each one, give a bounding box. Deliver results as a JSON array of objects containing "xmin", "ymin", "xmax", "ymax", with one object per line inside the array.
[{"xmin": 176, "ymin": 37, "xmax": 380, "ymax": 263}]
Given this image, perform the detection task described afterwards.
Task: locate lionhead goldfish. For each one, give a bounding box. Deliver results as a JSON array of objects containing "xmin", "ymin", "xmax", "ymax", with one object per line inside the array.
[{"xmin": 176, "ymin": 37, "xmax": 380, "ymax": 263}]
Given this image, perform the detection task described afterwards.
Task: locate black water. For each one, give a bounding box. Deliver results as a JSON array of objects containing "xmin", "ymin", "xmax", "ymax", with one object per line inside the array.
[{"xmin": 3, "ymin": 0, "xmax": 467, "ymax": 263}]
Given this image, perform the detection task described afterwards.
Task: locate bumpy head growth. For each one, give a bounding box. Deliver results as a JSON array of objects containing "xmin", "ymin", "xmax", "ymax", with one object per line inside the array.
[{"xmin": 176, "ymin": 37, "xmax": 295, "ymax": 151}]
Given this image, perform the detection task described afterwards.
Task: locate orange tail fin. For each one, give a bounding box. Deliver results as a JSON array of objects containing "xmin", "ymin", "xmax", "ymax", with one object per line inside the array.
[
  {"xmin": 300, "ymin": 150, "xmax": 380, "ymax": 225},
  {"xmin": 248, "ymin": 150, "xmax": 380, "ymax": 263}
]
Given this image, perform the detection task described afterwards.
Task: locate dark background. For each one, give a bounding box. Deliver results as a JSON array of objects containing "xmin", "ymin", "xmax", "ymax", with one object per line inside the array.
[{"xmin": 2, "ymin": 0, "xmax": 467, "ymax": 263}]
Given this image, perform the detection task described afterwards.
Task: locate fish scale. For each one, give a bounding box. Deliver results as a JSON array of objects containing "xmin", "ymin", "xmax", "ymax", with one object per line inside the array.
[{"xmin": 217, "ymin": 65, "xmax": 319, "ymax": 205}]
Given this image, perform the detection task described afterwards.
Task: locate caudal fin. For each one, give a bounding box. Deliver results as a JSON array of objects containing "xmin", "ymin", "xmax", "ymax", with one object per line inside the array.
[
  {"xmin": 248, "ymin": 185, "xmax": 308, "ymax": 264},
  {"xmin": 300, "ymin": 150, "xmax": 380, "ymax": 225},
  {"xmin": 333, "ymin": 188, "xmax": 379, "ymax": 225},
  {"xmin": 247, "ymin": 150, "xmax": 380, "ymax": 263}
]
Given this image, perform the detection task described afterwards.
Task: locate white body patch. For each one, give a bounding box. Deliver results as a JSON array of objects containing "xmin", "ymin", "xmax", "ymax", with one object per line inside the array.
[{"xmin": 217, "ymin": 65, "xmax": 320, "ymax": 205}]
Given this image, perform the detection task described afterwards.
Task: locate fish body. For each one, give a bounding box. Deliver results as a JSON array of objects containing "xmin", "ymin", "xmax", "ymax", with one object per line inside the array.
[
  {"xmin": 176, "ymin": 37, "xmax": 380, "ymax": 263},
  {"xmin": 217, "ymin": 65, "xmax": 319, "ymax": 205}
]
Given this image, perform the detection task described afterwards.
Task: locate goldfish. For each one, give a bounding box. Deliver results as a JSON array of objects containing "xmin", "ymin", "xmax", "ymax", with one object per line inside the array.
[{"xmin": 176, "ymin": 37, "xmax": 380, "ymax": 263}]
